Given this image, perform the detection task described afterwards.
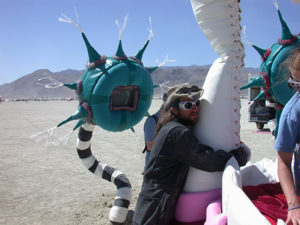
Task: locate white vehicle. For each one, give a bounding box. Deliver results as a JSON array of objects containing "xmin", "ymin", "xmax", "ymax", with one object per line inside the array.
[{"xmin": 247, "ymin": 74, "xmax": 276, "ymax": 130}]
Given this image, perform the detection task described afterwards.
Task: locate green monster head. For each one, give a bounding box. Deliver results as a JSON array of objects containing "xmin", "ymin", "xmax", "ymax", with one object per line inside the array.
[
  {"xmin": 240, "ymin": 2, "xmax": 299, "ymax": 135},
  {"xmin": 57, "ymin": 15, "xmax": 159, "ymax": 132}
]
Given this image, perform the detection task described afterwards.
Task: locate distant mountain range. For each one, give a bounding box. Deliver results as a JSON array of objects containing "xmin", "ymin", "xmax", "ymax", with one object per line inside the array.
[{"xmin": 0, "ymin": 66, "xmax": 259, "ymax": 100}]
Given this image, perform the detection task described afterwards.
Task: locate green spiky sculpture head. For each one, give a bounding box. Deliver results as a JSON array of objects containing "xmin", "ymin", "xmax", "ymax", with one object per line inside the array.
[
  {"xmin": 241, "ymin": 3, "xmax": 300, "ymax": 135},
  {"xmin": 57, "ymin": 29, "xmax": 158, "ymax": 132}
]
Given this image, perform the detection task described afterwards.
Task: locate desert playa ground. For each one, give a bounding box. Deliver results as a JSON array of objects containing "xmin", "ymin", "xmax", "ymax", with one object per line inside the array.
[{"xmin": 0, "ymin": 99, "xmax": 277, "ymax": 225}]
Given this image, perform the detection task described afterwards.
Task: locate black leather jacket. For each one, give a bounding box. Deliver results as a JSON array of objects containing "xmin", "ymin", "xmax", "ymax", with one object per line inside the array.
[{"xmin": 133, "ymin": 121, "xmax": 233, "ymax": 225}]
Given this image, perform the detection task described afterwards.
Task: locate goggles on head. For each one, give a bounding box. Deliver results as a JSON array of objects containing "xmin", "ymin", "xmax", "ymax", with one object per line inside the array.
[
  {"xmin": 178, "ymin": 99, "xmax": 200, "ymax": 110},
  {"xmin": 288, "ymin": 77, "xmax": 300, "ymax": 89},
  {"xmin": 176, "ymin": 85, "xmax": 201, "ymax": 95}
]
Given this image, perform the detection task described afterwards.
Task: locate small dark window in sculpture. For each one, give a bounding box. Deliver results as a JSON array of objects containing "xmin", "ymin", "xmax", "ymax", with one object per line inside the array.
[{"xmin": 110, "ymin": 86, "xmax": 140, "ymax": 111}]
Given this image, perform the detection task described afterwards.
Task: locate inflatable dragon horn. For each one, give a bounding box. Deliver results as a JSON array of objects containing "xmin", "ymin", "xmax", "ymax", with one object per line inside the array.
[
  {"xmin": 57, "ymin": 15, "xmax": 158, "ymax": 133},
  {"xmin": 240, "ymin": 1, "xmax": 299, "ymax": 135},
  {"xmin": 175, "ymin": 0, "xmax": 249, "ymax": 223}
]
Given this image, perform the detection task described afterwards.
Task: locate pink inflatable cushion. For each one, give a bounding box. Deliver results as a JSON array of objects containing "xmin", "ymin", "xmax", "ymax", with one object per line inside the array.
[{"xmin": 175, "ymin": 189, "xmax": 222, "ymax": 223}]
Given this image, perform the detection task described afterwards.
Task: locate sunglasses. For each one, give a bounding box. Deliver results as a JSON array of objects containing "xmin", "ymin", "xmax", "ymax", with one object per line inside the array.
[
  {"xmin": 178, "ymin": 99, "xmax": 200, "ymax": 110},
  {"xmin": 288, "ymin": 77, "xmax": 300, "ymax": 89}
]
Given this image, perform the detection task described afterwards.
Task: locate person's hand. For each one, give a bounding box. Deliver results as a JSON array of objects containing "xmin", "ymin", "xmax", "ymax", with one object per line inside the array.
[
  {"xmin": 230, "ymin": 146, "xmax": 248, "ymax": 167},
  {"xmin": 287, "ymin": 207, "xmax": 300, "ymax": 225}
]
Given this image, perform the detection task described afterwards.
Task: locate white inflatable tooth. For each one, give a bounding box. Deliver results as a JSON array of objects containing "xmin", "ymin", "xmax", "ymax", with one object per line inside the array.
[{"xmin": 184, "ymin": 0, "xmax": 246, "ymax": 193}]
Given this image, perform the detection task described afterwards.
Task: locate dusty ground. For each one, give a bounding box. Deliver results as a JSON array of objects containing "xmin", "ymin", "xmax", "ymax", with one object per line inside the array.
[{"xmin": 0, "ymin": 99, "xmax": 276, "ymax": 225}]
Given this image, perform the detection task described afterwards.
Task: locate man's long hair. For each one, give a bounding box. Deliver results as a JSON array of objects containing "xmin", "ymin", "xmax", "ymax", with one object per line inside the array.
[
  {"xmin": 154, "ymin": 101, "xmax": 198, "ymax": 138},
  {"xmin": 154, "ymin": 110, "xmax": 177, "ymax": 138}
]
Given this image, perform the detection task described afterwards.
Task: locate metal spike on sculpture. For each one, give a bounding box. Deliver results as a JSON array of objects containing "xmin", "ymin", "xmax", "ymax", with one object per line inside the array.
[{"xmin": 240, "ymin": 1, "xmax": 300, "ymax": 135}]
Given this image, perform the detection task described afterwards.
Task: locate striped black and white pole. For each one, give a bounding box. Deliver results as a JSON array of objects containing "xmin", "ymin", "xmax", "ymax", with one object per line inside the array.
[{"xmin": 77, "ymin": 123, "xmax": 132, "ymax": 224}]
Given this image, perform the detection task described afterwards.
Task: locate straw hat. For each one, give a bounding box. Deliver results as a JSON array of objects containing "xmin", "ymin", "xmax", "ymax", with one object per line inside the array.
[{"xmin": 164, "ymin": 83, "xmax": 204, "ymax": 111}]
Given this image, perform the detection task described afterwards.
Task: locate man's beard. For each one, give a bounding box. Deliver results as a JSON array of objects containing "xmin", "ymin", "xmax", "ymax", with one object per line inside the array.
[{"xmin": 177, "ymin": 115, "xmax": 196, "ymax": 127}]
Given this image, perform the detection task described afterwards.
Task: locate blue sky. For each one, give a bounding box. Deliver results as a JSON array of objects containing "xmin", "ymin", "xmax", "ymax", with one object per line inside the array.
[{"xmin": 0, "ymin": 0, "xmax": 300, "ymax": 85}]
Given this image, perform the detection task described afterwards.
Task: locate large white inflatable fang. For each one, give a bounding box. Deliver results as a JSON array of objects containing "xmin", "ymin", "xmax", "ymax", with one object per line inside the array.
[{"xmin": 184, "ymin": 0, "xmax": 245, "ymax": 193}]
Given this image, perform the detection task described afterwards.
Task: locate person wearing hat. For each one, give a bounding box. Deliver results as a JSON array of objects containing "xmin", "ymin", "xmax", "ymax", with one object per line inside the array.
[
  {"xmin": 133, "ymin": 83, "xmax": 248, "ymax": 225},
  {"xmin": 143, "ymin": 93, "xmax": 168, "ymax": 172}
]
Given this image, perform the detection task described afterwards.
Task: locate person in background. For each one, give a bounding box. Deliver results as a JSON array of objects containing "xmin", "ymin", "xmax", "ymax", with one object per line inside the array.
[
  {"xmin": 143, "ymin": 93, "xmax": 167, "ymax": 171},
  {"xmin": 275, "ymin": 48, "xmax": 300, "ymax": 225},
  {"xmin": 133, "ymin": 83, "xmax": 248, "ymax": 225}
]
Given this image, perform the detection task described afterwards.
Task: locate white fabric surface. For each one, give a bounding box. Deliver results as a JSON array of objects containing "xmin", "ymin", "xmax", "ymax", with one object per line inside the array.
[
  {"xmin": 222, "ymin": 158, "xmax": 285, "ymax": 225},
  {"xmin": 184, "ymin": 0, "xmax": 245, "ymax": 192}
]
